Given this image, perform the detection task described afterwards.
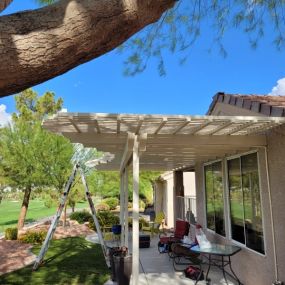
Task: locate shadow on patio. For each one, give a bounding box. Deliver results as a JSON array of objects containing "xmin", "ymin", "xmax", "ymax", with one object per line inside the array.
[{"xmin": 104, "ymin": 235, "xmax": 239, "ymax": 285}]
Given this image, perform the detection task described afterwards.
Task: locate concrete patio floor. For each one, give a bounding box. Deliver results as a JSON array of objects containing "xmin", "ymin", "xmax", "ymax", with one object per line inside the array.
[{"xmin": 97, "ymin": 234, "xmax": 240, "ymax": 285}]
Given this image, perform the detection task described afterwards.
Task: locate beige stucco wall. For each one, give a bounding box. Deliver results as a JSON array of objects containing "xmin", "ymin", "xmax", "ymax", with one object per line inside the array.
[
  {"xmin": 197, "ymin": 101, "xmax": 285, "ymax": 284},
  {"xmin": 154, "ymin": 172, "xmax": 175, "ymax": 228},
  {"xmin": 183, "ymin": 172, "xmax": 196, "ymax": 196},
  {"xmin": 154, "ymin": 172, "xmax": 196, "ymax": 228},
  {"xmin": 266, "ymin": 125, "xmax": 285, "ymax": 283}
]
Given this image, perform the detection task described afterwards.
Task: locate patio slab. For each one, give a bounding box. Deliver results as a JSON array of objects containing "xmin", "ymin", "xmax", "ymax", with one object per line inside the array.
[{"xmin": 96, "ymin": 234, "xmax": 240, "ymax": 285}]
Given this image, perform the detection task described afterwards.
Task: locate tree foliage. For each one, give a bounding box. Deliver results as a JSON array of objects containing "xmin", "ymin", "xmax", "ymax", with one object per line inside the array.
[
  {"xmin": 0, "ymin": 89, "xmax": 73, "ymax": 228},
  {"xmin": 87, "ymin": 170, "xmax": 161, "ymax": 206},
  {"xmin": 12, "ymin": 88, "xmax": 63, "ymax": 122},
  {"xmin": 120, "ymin": 0, "xmax": 285, "ymax": 75}
]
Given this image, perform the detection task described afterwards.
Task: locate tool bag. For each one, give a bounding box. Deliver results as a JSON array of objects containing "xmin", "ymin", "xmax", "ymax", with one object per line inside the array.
[{"xmin": 184, "ymin": 265, "xmax": 204, "ymax": 280}]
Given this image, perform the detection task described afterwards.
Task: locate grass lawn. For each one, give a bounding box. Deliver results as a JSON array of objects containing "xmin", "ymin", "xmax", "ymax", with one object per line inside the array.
[
  {"xmin": 0, "ymin": 200, "xmax": 89, "ymax": 233},
  {"xmin": 0, "ymin": 237, "xmax": 110, "ymax": 285}
]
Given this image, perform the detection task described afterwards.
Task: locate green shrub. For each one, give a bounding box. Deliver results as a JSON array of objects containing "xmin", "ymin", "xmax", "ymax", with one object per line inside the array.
[
  {"xmin": 139, "ymin": 200, "xmax": 145, "ymax": 211},
  {"xmin": 128, "ymin": 217, "xmax": 132, "ymax": 228},
  {"xmin": 128, "ymin": 202, "xmax": 133, "ymax": 209},
  {"xmin": 20, "ymin": 230, "xmax": 47, "ymax": 244},
  {"xmin": 155, "ymin": 211, "xmax": 165, "ymax": 224},
  {"xmin": 95, "ymin": 202, "xmax": 110, "ymax": 212},
  {"xmin": 5, "ymin": 227, "xmax": 18, "ymax": 240},
  {"xmin": 69, "ymin": 210, "xmax": 92, "ymax": 224},
  {"xmin": 102, "ymin": 197, "xmax": 119, "ymax": 210},
  {"xmin": 127, "ymin": 217, "xmax": 148, "ymax": 230},
  {"xmin": 89, "ymin": 211, "xmax": 120, "ymax": 230},
  {"xmin": 139, "ymin": 217, "xmax": 148, "ymax": 229},
  {"xmin": 44, "ymin": 196, "xmax": 55, "ymax": 208}
]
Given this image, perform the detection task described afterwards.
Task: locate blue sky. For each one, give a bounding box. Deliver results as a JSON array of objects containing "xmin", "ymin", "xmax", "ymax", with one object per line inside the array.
[{"xmin": 1, "ymin": 0, "xmax": 285, "ymax": 124}]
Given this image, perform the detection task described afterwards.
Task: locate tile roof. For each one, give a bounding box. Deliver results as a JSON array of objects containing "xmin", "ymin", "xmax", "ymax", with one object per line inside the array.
[{"xmin": 207, "ymin": 92, "xmax": 285, "ymax": 117}]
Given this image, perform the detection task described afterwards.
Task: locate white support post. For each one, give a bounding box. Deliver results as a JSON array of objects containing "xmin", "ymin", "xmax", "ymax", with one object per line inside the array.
[
  {"xmin": 124, "ymin": 166, "xmax": 129, "ymax": 248},
  {"xmin": 120, "ymin": 171, "xmax": 125, "ymax": 246},
  {"xmin": 132, "ymin": 136, "xmax": 140, "ymax": 285}
]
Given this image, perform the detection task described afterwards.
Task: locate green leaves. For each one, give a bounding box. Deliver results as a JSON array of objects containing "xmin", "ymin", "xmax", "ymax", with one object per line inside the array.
[
  {"xmin": 0, "ymin": 121, "xmax": 73, "ymax": 190},
  {"xmin": 13, "ymin": 89, "xmax": 63, "ymax": 122},
  {"xmin": 34, "ymin": 0, "xmax": 57, "ymax": 6},
  {"xmin": 120, "ymin": 0, "xmax": 285, "ymax": 75},
  {"xmin": 0, "ymin": 89, "xmax": 73, "ymax": 192}
]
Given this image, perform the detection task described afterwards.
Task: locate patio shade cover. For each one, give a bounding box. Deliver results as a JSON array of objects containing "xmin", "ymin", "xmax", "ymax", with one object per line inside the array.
[{"xmin": 43, "ymin": 113, "xmax": 285, "ymax": 171}]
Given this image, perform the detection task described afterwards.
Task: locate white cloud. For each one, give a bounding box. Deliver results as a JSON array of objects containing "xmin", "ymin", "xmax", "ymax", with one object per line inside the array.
[
  {"xmin": 269, "ymin": 78, "xmax": 285, "ymax": 95},
  {"xmin": 0, "ymin": 104, "xmax": 12, "ymax": 128}
]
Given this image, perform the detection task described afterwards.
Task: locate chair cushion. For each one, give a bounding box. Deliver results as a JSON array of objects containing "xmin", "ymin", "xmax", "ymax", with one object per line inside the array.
[{"xmin": 174, "ymin": 220, "xmax": 190, "ymax": 239}]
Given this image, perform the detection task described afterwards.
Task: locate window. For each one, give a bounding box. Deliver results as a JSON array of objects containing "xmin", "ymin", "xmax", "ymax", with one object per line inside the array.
[
  {"xmin": 205, "ymin": 161, "xmax": 225, "ymax": 236},
  {"xmin": 228, "ymin": 153, "xmax": 264, "ymax": 254}
]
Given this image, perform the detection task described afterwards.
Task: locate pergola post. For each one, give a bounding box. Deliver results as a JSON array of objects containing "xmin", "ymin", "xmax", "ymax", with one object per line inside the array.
[
  {"xmin": 124, "ymin": 166, "xmax": 129, "ymax": 248},
  {"xmin": 120, "ymin": 171, "xmax": 125, "ymax": 246},
  {"xmin": 132, "ymin": 136, "xmax": 140, "ymax": 285},
  {"xmin": 173, "ymin": 170, "xmax": 184, "ymax": 222}
]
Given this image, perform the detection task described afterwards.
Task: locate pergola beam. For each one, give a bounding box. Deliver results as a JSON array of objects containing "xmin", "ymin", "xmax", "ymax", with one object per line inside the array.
[
  {"xmin": 154, "ymin": 117, "xmax": 167, "ymax": 134},
  {"xmin": 147, "ymin": 134, "xmax": 267, "ymax": 146},
  {"xmin": 172, "ymin": 118, "xmax": 191, "ymax": 135},
  {"xmin": 93, "ymin": 116, "xmax": 101, "ymax": 134},
  {"xmin": 69, "ymin": 120, "xmax": 81, "ymax": 133},
  {"xmin": 62, "ymin": 133, "xmax": 267, "ymax": 147},
  {"xmin": 120, "ymin": 133, "xmax": 135, "ymax": 173}
]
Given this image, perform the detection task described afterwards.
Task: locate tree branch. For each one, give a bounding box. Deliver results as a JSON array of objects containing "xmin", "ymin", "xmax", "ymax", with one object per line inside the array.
[
  {"xmin": 0, "ymin": 0, "xmax": 13, "ymax": 13},
  {"xmin": 0, "ymin": 0, "xmax": 176, "ymax": 97}
]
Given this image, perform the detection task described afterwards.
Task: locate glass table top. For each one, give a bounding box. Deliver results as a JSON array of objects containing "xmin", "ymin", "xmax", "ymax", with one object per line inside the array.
[{"xmin": 190, "ymin": 243, "xmax": 241, "ymax": 256}]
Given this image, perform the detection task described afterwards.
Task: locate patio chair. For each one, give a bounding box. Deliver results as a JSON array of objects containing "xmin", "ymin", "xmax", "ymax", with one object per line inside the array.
[
  {"xmin": 157, "ymin": 220, "xmax": 190, "ymax": 254},
  {"xmin": 141, "ymin": 211, "xmax": 165, "ymax": 236},
  {"xmin": 171, "ymin": 243, "xmax": 202, "ymax": 272}
]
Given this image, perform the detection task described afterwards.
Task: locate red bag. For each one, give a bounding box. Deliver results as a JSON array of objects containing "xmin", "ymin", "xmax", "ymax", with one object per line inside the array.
[{"xmin": 184, "ymin": 265, "xmax": 204, "ymax": 280}]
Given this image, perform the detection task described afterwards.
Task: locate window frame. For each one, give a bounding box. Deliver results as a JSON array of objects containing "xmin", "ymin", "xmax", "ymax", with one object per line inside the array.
[
  {"xmin": 226, "ymin": 150, "xmax": 266, "ymax": 256},
  {"xmin": 203, "ymin": 150, "xmax": 267, "ymax": 256},
  {"xmin": 203, "ymin": 159, "xmax": 226, "ymax": 237}
]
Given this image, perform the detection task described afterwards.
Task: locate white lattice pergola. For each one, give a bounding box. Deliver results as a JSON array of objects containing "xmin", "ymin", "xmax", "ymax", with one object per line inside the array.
[
  {"xmin": 43, "ymin": 113, "xmax": 284, "ymax": 170},
  {"xmin": 43, "ymin": 113, "xmax": 285, "ymax": 285}
]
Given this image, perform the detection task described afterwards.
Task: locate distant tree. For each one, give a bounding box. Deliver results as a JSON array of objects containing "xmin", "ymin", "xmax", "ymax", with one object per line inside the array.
[
  {"xmin": 12, "ymin": 88, "xmax": 63, "ymax": 122},
  {"xmin": 87, "ymin": 170, "xmax": 161, "ymax": 206},
  {"xmin": 0, "ymin": 89, "xmax": 73, "ymax": 229}
]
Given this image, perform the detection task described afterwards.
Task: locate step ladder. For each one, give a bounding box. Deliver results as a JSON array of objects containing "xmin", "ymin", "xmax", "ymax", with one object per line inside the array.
[{"xmin": 33, "ymin": 163, "xmax": 109, "ymax": 270}]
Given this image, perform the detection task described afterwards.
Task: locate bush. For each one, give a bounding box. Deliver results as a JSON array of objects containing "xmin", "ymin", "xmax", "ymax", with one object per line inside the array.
[
  {"xmin": 155, "ymin": 211, "xmax": 165, "ymax": 224},
  {"xmin": 89, "ymin": 211, "xmax": 120, "ymax": 230},
  {"xmin": 127, "ymin": 217, "xmax": 148, "ymax": 230},
  {"xmin": 95, "ymin": 202, "xmax": 110, "ymax": 212},
  {"xmin": 139, "ymin": 200, "xmax": 145, "ymax": 211},
  {"xmin": 20, "ymin": 230, "xmax": 47, "ymax": 244},
  {"xmin": 128, "ymin": 217, "xmax": 132, "ymax": 228},
  {"xmin": 128, "ymin": 202, "xmax": 133, "ymax": 209},
  {"xmin": 5, "ymin": 227, "xmax": 18, "ymax": 240},
  {"xmin": 44, "ymin": 196, "xmax": 55, "ymax": 208},
  {"xmin": 69, "ymin": 210, "xmax": 92, "ymax": 224},
  {"xmin": 102, "ymin": 197, "xmax": 119, "ymax": 210}
]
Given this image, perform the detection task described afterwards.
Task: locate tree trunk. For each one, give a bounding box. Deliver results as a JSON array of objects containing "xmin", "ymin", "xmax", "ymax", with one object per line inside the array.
[
  {"xmin": 0, "ymin": 0, "xmax": 176, "ymax": 97},
  {"xmin": 17, "ymin": 187, "xmax": 32, "ymax": 230},
  {"xmin": 0, "ymin": 0, "xmax": 13, "ymax": 13},
  {"xmin": 63, "ymin": 203, "xmax": 67, "ymax": 228}
]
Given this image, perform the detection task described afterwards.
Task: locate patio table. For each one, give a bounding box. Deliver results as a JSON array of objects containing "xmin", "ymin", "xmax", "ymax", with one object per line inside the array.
[{"xmin": 189, "ymin": 243, "xmax": 242, "ymax": 285}]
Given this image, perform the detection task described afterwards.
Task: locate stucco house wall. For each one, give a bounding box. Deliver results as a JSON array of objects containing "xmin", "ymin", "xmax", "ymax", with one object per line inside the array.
[
  {"xmin": 195, "ymin": 100, "xmax": 285, "ymax": 284},
  {"xmin": 154, "ymin": 172, "xmax": 195, "ymax": 228},
  {"xmin": 154, "ymin": 172, "xmax": 175, "ymax": 228}
]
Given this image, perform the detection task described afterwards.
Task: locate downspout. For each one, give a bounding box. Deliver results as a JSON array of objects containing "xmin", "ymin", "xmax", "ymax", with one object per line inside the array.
[{"xmin": 263, "ymin": 146, "xmax": 282, "ymax": 285}]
